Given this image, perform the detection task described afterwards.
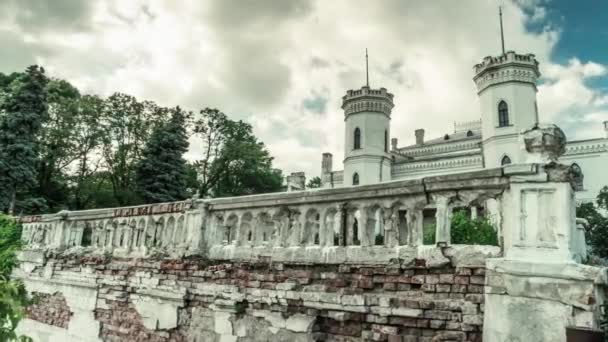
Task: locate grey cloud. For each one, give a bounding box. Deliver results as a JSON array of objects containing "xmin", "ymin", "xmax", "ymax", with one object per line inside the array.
[
  {"xmin": 195, "ymin": 0, "xmax": 315, "ymax": 110},
  {"xmin": 0, "ymin": 0, "xmax": 94, "ymax": 33},
  {"xmin": 207, "ymin": 0, "xmax": 313, "ymax": 31},
  {"xmin": 310, "ymin": 56, "xmax": 330, "ymax": 69},
  {"xmin": 302, "ymin": 95, "xmax": 328, "ymax": 114},
  {"xmin": 0, "ymin": 30, "xmax": 49, "ymax": 72}
]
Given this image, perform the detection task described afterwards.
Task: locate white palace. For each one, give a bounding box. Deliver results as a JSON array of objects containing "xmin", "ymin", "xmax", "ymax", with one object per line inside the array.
[{"xmin": 318, "ymin": 50, "xmax": 608, "ymax": 203}]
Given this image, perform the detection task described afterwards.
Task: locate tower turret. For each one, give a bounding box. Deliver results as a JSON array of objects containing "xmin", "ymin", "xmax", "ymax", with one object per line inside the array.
[
  {"xmin": 342, "ymin": 85, "xmax": 394, "ymax": 185},
  {"xmin": 474, "ymin": 51, "xmax": 541, "ymax": 168},
  {"xmin": 474, "ymin": 7, "xmax": 542, "ymax": 168}
]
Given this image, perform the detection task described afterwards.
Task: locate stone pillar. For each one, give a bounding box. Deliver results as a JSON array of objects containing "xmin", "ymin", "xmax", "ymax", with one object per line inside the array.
[
  {"xmin": 435, "ymin": 197, "xmax": 452, "ymax": 245},
  {"xmin": 483, "ymin": 127, "xmax": 608, "ymax": 341},
  {"xmin": 346, "ymin": 209, "xmax": 354, "ymax": 246},
  {"xmin": 406, "ymin": 210, "xmax": 424, "ymax": 246},
  {"xmin": 470, "ymin": 207, "xmax": 478, "ymax": 220},
  {"xmin": 359, "ymin": 209, "xmax": 370, "ymax": 246},
  {"xmin": 336, "ymin": 204, "xmax": 345, "ymax": 246},
  {"xmin": 384, "ymin": 209, "xmax": 398, "ymax": 247}
]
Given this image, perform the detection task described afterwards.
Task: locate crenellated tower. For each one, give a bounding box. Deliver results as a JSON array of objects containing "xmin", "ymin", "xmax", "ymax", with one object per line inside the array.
[
  {"xmin": 474, "ymin": 8, "xmax": 542, "ymax": 168},
  {"xmin": 342, "ymin": 85, "xmax": 394, "ymax": 185}
]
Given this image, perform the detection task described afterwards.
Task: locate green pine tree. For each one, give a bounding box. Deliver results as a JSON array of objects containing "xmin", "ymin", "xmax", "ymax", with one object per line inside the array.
[
  {"xmin": 0, "ymin": 66, "xmax": 49, "ymax": 215},
  {"xmin": 135, "ymin": 106, "xmax": 190, "ymax": 203}
]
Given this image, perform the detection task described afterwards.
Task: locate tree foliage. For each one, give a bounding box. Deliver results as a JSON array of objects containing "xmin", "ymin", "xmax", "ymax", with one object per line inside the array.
[
  {"xmin": 135, "ymin": 107, "xmax": 191, "ymax": 203},
  {"xmin": 0, "ymin": 66, "xmax": 49, "ymax": 215},
  {"xmin": 208, "ymin": 119, "xmax": 283, "ymax": 197},
  {"xmin": 192, "ymin": 109, "xmax": 283, "ymax": 198},
  {"xmin": 0, "ymin": 215, "xmax": 32, "ymax": 341},
  {"xmin": 577, "ymin": 186, "xmax": 608, "ymax": 259},
  {"xmin": 423, "ymin": 210, "xmax": 498, "ymax": 246},
  {"xmin": 0, "ymin": 66, "xmax": 286, "ymax": 215},
  {"xmin": 307, "ymin": 176, "xmax": 322, "ymax": 189}
]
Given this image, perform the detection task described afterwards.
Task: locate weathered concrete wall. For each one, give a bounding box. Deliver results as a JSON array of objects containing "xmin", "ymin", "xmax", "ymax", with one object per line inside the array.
[{"xmin": 17, "ymin": 246, "xmax": 498, "ymax": 342}]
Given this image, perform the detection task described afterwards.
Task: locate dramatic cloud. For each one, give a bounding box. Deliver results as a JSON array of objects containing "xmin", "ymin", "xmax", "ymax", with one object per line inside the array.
[{"xmin": 0, "ymin": 0, "xmax": 606, "ymax": 178}]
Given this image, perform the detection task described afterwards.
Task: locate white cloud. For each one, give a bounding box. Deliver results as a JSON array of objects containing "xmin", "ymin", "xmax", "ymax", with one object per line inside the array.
[{"xmin": 1, "ymin": 0, "xmax": 606, "ymax": 179}]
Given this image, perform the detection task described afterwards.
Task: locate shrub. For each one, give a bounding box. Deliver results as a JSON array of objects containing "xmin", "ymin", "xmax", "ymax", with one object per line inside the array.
[
  {"xmin": 0, "ymin": 214, "xmax": 31, "ymax": 341},
  {"xmin": 577, "ymin": 186, "xmax": 608, "ymax": 259},
  {"xmin": 422, "ymin": 210, "xmax": 498, "ymax": 246},
  {"xmin": 450, "ymin": 210, "xmax": 498, "ymax": 246}
]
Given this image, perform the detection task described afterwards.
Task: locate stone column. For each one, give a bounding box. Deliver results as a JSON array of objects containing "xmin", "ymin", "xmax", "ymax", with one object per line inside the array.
[
  {"xmin": 359, "ymin": 209, "xmax": 370, "ymax": 246},
  {"xmin": 435, "ymin": 197, "xmax": 452, "ymax": 245},
  {"xmin": 336, "ymin": 204, "xmax": 345, "ymax": 246},
  {"xmin": 384, "ymin": 209, "xmax": 398, "ymax": 247},
  {"xmin": 319, "ymin": 208, "xmax": 327, "ymax": 246},
  {"xmin": 406, "ymin": 209, "xmax": 424, "ymax": 246},
  {"xmin": 471, "ymin": 206, "xmax": 478, "ymax": 220}
]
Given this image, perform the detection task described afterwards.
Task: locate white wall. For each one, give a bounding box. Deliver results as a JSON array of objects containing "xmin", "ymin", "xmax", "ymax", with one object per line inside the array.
[{"xmin": 561, "ymin": 147, "xmax": 608, "ymax": 203}]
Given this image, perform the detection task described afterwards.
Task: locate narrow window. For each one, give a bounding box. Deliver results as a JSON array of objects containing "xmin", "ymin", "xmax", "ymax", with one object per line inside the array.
[
  {"xmin": 384, "ymin": 130, "xmax": 388, "ymax": 152},
  {"xmin": 354, "ymin": 128, "xmax": 361, "ymax": 149},
  {"xmin": 352, "ymin": 172, "xmax": 359, "ymax": 186},
  {"xmin": 498, "ymin": 101, "xmax": 509, "ymax": 127},
  {"xmin": 501, "ymin": 155, "xmax": 512, "ymax": 166}
]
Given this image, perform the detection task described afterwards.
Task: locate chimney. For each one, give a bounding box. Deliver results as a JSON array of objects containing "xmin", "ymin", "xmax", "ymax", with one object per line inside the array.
[
  {"xmin": 391, "ymin": 138, "xmax": 398, "ymax": 151},
  {"xmin": 322, "ymin": 153, "xmax": 333, "ymax": 174},
  {"xmin": 415, "ymin": 129, "xmax": 425, "ymax": 145},
  {"xmin": 287, "ymin": 172, "xmax": 306, "ymax": 192},
  {"xmin": 604, "ymin": 121, "xmax": 608, "ymax": 138}
]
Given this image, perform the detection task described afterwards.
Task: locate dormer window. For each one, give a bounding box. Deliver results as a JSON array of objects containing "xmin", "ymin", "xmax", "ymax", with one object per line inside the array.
[
  {"xmin": 466, "ymin": 130, "xmax": 474, "ymax": 137},
  {"xmin": 354, "ymin": 127, "xmax": 361, "ymax": 149},
  {"xmin": 501, "ymin": 155, "xmax": 512, "ymax": 166},
  {"xmin": 498, "ymin": 101, "xmax": 509, "ymax": 127}
]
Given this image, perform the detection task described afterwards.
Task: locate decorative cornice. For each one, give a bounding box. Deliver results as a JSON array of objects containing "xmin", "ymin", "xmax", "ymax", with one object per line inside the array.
[
  {"xmin": 342, "ymin": 86, "xmax": 394, "ymax": 117},
  {"xmin": 563, "ymin": 140, "xmax": 608, "ymax": 156},
  {"xmin": 391, "ymin": 154, "xmax": 483, "ymax": 175},
  {"xmin": 473, "ymin": 51, "xmax": 540, "ymax": 94},
  {"xmin": 397, "ymin": 140, "xmax": 481, "ymax": 158}
]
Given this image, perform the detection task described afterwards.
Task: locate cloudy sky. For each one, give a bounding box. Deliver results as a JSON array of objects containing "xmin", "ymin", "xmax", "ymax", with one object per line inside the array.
[{"xmin": 1, "ymin": 0, "xmax": 607, "ymax": 178}]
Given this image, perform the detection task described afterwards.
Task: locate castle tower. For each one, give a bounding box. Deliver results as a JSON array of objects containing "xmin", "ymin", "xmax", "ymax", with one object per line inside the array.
[
  {"xmin": 342, "ymin": 85, "xmax": 394, "ymax": 186},
  {"xmin": 474, "ymin": 8, "xmax": 541, "ymax": 168}
]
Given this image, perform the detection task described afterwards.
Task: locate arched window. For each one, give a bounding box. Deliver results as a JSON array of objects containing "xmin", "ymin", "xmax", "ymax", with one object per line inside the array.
[
  {"xmin": 501, "ymin": 155, "xmax": 512, "ymax": 166},
  {"xmin": 466, "ymin": 130, "xmax": 474, "ymax": 137},
  {"xmin": 498, "ymin": 101, "xmax": 509, "ymax": 127},
  {"xmin": 354, "ymin": 127, "xmax": 361, "ymax": 149},
  {"xmin": 384, "ymin": 130, "xmax": 388, "ymax": 152},
  {"xmin": 352, "ymin": 173, "xmax": 359, "ymax": 186}
]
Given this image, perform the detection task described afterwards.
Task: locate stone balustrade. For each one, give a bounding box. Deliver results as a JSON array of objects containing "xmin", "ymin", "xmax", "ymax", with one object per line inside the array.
[{"xmin": 18, "ymin": 162, "xmax": 586, "ymax": 265}]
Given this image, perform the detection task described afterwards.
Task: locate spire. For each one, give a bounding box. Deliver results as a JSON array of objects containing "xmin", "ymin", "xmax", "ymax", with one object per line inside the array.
[
  {"xmin": 499, "ymin": 6, "xmax": 506, "ymax": 55},
  {"xmin": 365, "ymin": 48, "xmax": 369, "ymax": 87}
]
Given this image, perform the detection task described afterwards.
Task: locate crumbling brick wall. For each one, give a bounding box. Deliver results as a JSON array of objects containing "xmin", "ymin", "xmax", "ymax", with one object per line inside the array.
[
  {"xmin": 26, "ymin": 291, "xmax": 72, "ymax": 329},
  {"xmin": 25, "ymin": 254, "xmax": 486, "ymax": 341}
]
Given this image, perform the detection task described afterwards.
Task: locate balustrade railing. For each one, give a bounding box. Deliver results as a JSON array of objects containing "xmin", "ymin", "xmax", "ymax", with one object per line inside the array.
[{"xmin": 18, "ymin": 163, "xmax": 585, "ymax": 264}]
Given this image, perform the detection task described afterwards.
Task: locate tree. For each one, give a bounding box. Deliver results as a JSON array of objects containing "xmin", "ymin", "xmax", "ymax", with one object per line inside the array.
[
  {"xmin": 135, "ymin": 107, "xmax": 191, "ymax": 203},
  {"xmin": 210, "ymin": 120, "xmax": 283, "ymax": 197},
  {"xmin": 0, "ymin": 66, "xmax": 49, "ymax": 214},
  {"xmin": 33, "ymin": 79, "xmax": 81, "ymax": 213},
  {"xmin": 68, "ymin": 95, "xmax": 108, "ymax": 210},
  {"xmin": 192, "ymin": 108, "xmax": 230, "ymax": 197},
  {"xmin": 101, "ymin": 94, "xmax": 168, "ymax": 205},
  {"xmin": 307, "ymin": 176, "xmax": 322, "ymax": 189}
]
